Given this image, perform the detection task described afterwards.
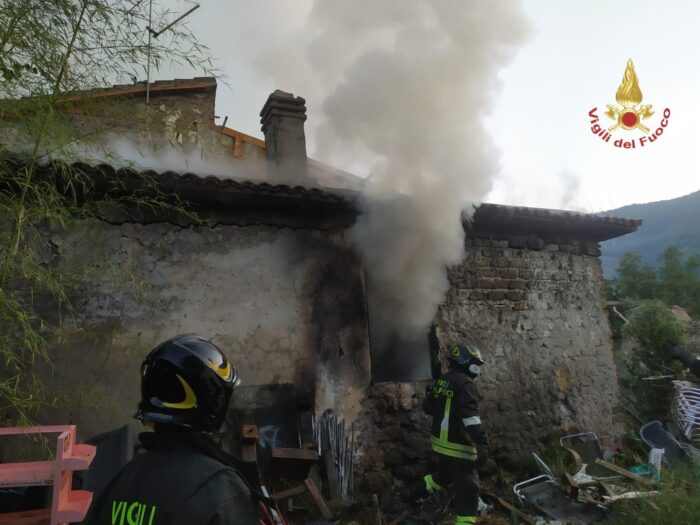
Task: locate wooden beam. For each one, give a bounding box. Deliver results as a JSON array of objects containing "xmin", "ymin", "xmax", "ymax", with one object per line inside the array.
[
  {"xmin": 272, "ymin": 484, "xmax": 307, "ymax": 500},
  {"xmin": 271, "ymin": 448, "xmax": 319, "ymax": 461},
  {"xmin": 305, "ymin": 478, "xmax": 332, "ymax": 519},
  {"xmin": 494, "ymin": 496, "xmax": 536, "ymax": 525},
  {"xmin": 595, "ymin": 459, "xmax": 654, "ymax": 486}
]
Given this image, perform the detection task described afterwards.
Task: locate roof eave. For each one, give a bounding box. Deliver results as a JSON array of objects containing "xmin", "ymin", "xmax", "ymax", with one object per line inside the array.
[{"xmin": 469, "ymin": 203, "xmax": 641, "ymax": 243}]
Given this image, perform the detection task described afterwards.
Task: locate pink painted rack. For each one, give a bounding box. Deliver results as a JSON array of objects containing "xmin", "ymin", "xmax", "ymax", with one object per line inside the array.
[{"xmin": 0, "ymin": 425, "xmax": 95, "ymax": 525}]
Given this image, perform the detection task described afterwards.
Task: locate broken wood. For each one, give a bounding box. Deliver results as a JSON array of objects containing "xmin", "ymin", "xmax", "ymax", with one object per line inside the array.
[
  {"xmin": 602, "ymin": 491, "xmax": 660, "ymax": 503},
  {"xmin": 370, "ymin": 493, "xmax": 384, "ymax": 525},
  {"xmin": 387, "ymin": 510, "xmax": 410, "ymax": 525},
  {"xmin": 241, "ymin": 424, "xmax": 259, "ymax": 463},
  {"xmin": 594, "ymin": 458, "xmax": 654, "ymax": 486},
  {"xmin": 561, "ymin": 446, "xmax": 583, "ymax": 473},
  {"xmin": 305, "ymin": 477, "xmax": 332, "ymax": 519},
  {"xmin": 563, "ymin": 472, "xmax": 580, "ymax": 499},
  {"xmin": 599, "ymin": 481, "xmax": 616, "ymax": 498},
  {"xmin": 271, "ymin": 447, "xmax": 319, "ymax": 461},
  {"xmin": 493, "ymin": 496, "xmax": 536, "ymax": 525},
  {"xmin": 562, "ymin": 473, "xmax": 606, "ymax": 507},
  {"xmin": 272, "ymin": 484, "xmax": 307, "ymax": 500}
]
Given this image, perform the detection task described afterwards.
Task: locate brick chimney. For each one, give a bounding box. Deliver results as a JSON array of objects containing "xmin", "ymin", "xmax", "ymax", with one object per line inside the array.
[{"xmin": 260, "ymin": 90, "xmax": 308, "ymax": 179}]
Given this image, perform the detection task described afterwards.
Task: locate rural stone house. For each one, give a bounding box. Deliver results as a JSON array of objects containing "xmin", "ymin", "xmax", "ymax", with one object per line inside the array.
[{"xmin": 20, "ymin": 78, "xmax": 639, "ymax": 488}]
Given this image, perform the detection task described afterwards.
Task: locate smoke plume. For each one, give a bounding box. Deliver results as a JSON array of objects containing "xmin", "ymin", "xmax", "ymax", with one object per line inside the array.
[{"xmin": 232, "ymin": 1, "xmax": 531, "ymax": 378}]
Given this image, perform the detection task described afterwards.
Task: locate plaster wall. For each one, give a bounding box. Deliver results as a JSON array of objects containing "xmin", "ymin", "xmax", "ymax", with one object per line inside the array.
[{"xmin": 41, "ymin": 222, "xmax": 371, "ymax": 440}]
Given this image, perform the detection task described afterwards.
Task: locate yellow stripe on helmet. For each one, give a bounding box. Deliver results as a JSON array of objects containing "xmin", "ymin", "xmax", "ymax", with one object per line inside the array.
[{"xmin": 162, "ymin": 374, "xmax": 198, "ymax": 409}]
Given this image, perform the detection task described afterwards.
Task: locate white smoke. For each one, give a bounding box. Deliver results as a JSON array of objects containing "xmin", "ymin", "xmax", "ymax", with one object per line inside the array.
[{"xmin": 232, "ymin": 1, "xmax": 532, "ymax": 377}]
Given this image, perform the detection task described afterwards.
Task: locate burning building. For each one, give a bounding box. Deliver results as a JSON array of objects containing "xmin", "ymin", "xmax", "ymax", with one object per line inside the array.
[{"xmin": 17, "ymin": 78, "xmax": 639, "ymax": 491}]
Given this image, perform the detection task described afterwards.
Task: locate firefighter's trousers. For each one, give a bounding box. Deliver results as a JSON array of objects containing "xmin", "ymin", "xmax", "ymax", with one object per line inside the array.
[{"xmin": 424, "ymin": 453, "xmax": 479, "ymax": 523}]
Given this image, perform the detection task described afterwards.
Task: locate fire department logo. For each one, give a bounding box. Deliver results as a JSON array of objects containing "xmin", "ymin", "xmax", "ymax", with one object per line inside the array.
[
  {"xmin": 605, "ymin": 59, "xmax": 653, "ymax": 133},
  {"xmin": 588, "ymin": 59, "xmax": 671, "ymax": 149}
]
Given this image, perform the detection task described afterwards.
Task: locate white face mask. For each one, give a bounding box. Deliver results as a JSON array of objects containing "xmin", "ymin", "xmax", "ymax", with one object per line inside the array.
[{"xmin": 468, "ymin": 364, "xmax": 481, "ymax": 376}]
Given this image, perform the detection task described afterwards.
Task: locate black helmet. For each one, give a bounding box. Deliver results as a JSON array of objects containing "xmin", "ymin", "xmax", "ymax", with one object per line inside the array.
[
  {"xmin": 135, "ymin": 334, "xmax": 238, "ymax": 432},
  {"xmin": 448, "ymin": 341, "xmax": 484, "ymax": 377}
]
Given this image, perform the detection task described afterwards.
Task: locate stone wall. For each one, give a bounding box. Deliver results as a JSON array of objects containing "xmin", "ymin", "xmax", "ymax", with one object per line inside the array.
[
  {"xmin": 355, "ymin": 235, "xmax": 623, "ymax": 489},
  {"xmin": 38, "ymin": 221, "xmax": 371, "ymax": 441},
  {"xmin": 356, "ymin": 382, "xmax": 432, "ymax": 494},
  {"xmin": 434, "ymin": 236, "xmax": 622, "ymax": 463}
]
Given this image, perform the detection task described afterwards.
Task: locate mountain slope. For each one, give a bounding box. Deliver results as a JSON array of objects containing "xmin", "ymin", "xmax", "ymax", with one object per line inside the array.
[{"xmin": 600, "ymin": 190, "xmax": 700, "ymax": 277}]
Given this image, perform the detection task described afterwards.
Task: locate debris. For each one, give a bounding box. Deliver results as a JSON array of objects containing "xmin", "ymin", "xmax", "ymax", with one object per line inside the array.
[
  {"xmin": 387, "ymin": 510, "xmax": 410, "ymax": 525},
  {"xmin": 648, "ymin": 448, "xmax": 664, "ymax": 481},
  {"xmin": 594, "ymin": 459, "xmax": 654, "ymax": 486},
  {"xmin": 478, "ymin": 496, "xmax": 494, "ymax": 516},
  {"xmin": 639, "ymin": 420, "xmax": 686, "ymax": 466},
  {"xmin": 241, "ymin": 424, "xmax": 259, "ymax": 463},
  {"xmin": 672, "ymin": 380, "xmax": 700, "ymax": 462},
  {"xmin": 493, "ymin": 496, "xmax": 537, "ymax": 525},
  {"xmin": 305, "ymin": 477, "xmax": 333, "ymax": 519},
  {"xmin": 260, "ymin": 485, "xmax": 287, "ymax": 525},
  {"xmin": 271, "ymin": 448, "xmax": 319, "ymax": 461},
  {"xmin": 316, "ymin": 410, "xmax": 354, "ymax": 502},
  {"xmin": 641, "ymin": 375, "xmax": 676, "ymax": 381},
  {"xmin": 601, "ymin": 490, "xmax": 660, "ymax": 503},
  {"xmin": 513, "ymin": 472, "xmax": 604, "ymax": 524},
  {"xmin": 272, "ymin": 484, "xmax": 308, "ymax": 501},
  {"xmin": 370, "ymin": 493, "xmax": 384, "ymax": 525},
  {"xmin": 560, "ymin": 432, "xmax": 608, "ymax": 477},
  {"xmin": 532, "ymin": 452, "xmax": 556, "ymax": 479}
]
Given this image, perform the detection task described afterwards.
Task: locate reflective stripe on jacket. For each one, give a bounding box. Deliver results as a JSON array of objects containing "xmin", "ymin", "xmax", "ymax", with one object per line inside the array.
[{"xmin": 425, "ymin": 369, "xmax": 480, "ymax": 460}]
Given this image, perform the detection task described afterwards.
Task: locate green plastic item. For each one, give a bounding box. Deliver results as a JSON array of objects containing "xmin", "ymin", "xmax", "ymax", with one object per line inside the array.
[{"xmin": 631, "ymin": 463, "xmax": 661, "ymax": 483}]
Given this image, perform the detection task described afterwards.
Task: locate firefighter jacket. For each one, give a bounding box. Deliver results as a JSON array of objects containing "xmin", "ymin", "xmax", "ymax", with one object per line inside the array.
[
  {"xmin": 85, "ymin": 430, "xmax": 259, "ymax": 525},
  {"xmin": 423, "ymin": 369, "xmax": 483, "ymax": 461}
]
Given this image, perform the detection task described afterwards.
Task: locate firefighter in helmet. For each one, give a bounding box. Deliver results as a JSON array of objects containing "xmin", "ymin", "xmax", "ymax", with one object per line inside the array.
[
  {"xmin": 419, "ymin": 340, "xmax": 488, "ymax": 525},
  {"xmin": 86, "ymin": 334, "xmax": 260, "ymax": 524}
]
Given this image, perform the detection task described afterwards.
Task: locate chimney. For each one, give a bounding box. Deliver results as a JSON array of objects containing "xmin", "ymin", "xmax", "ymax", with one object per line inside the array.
[{"xmin": 260, "ymin": 90, "xmax": 308, "ymax": 179}]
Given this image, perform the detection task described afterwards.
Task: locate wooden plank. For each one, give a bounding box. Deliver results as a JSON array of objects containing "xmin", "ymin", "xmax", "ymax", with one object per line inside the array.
[
  {"xmin": 241, "ymin": 425, "xmax": 258, "ymax": 463},
  {"xmin": 494, "ymin": 496, "xmax": 536, "ymax": 525},
  {"xmin": 271, "ymin": 448, "xmax": 319, "ymax": 461},
  {"xmin": 272, "ymin": 484, "xmax": 308, "ymax": 500},
  {"xmin": 594, "ymin": 459, "xmax": 654, "ymax": 486},
  {"xmin": 370, "ymin": 493, "xmax": 384, "ymax": 525},
  {"xmin": 0, "ymin": 508, "xmax": 51, "ymax": 525},
  {"xmin": 305, "ymin": 478, "xmax": 332, "ymax": 519},
  {"xmin": 387, "ymin": 510, "xmax": 410, "ymax": 525},
  {"xmin": 563, "ymin": 472, "xmax": 580, "ymax": 499}
]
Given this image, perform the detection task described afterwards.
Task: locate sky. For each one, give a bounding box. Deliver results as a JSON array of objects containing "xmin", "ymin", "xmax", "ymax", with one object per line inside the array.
[{"xmin": 153, "ymin": 0, "xmax": 700, "ymax": 213}]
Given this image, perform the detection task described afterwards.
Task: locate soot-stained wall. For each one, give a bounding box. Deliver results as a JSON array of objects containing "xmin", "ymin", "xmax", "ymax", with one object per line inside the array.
[{"xmin": 40, "ymin": 221, "xmax": 371, "ymax": 440}]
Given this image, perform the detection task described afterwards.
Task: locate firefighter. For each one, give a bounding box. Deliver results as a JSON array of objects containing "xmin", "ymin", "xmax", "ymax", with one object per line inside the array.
[
  {"xmin": 86, "ymin": 334, "xmax": 260, "ymax": 525},
  {"xmin": 418, "ymin": 340, "xmax": 488, "ymax": 525}
]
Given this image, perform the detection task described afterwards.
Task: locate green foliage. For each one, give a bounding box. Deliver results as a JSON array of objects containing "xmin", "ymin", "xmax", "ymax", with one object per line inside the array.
[
  {"xmin": 0, "ymin": 1, "xmax": 210, "ymax": 425},
  {"xmin": 607, "ymin": 463, "xmax": 700, "ymax": 525},
  {"xmin": 615, "ymin": 252, "xmax": 658, "ymax": 300},
  {"xmin": 621, "ymin": 300, "xmax": 686, "ymax": 422},
  {"xmin": 611, "ymin": 246, "xmax": 700, "ymax": 316}
]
